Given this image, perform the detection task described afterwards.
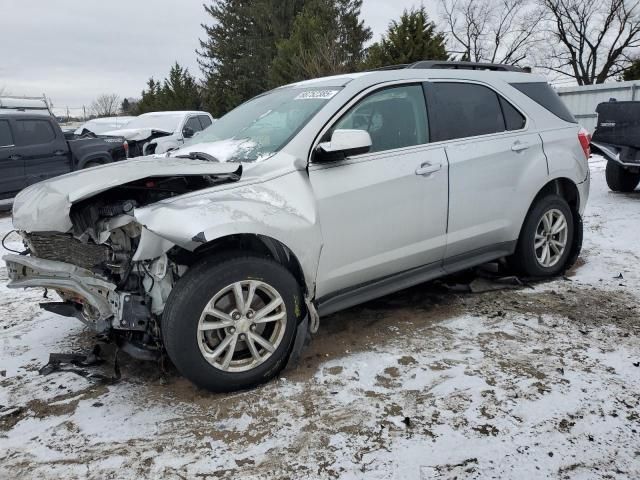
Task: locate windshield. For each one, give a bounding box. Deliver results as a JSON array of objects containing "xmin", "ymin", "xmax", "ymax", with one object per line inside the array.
[
  {"xmin": 182, "ymin": 87, "xmax": 341, "ymax": 162},
  {"xmin": 125, "ymin": 113, "xmax": 183, "ymax": 132}
]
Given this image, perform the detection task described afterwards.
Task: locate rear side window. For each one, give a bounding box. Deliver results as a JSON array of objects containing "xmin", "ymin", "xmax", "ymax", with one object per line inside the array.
[
  {"xmin": 198, "ymin": 115, "xmax": 212, "ymax": 129},
  {"xmin": 500, "ymin": 97, "xmax": 526, "ymax": 130},
  {"xmin": 510, "ymin": 82, "xmax": 576, "ymax": 123},
  {"xmin": 428, "ymin": 83, "xmax": 505, "ymax": 141},
  {"xmin": 15, "ymin": 119, "xmax": 56, "ymax": 145},
  {"xmin": 0, "ymin": 120, "xmax": 13, "ymax": 147}
]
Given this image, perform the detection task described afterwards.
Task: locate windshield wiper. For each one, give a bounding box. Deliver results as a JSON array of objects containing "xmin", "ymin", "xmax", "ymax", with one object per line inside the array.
[{"xmin": 175, "ymin": 151, "xmax": 220, "ymax": 163}]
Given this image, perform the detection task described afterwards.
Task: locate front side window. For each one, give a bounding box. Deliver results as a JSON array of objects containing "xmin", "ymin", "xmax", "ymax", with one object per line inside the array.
[
  {"xmin": 429, "ymin": 82, "xmax": 507, "ymax": 141},
  {"xmin": 0, "ymin": 120, "xmax": 13, "ymax": 147},
  {"xmin": 185, "ymin": 116, "xmax": 202, "ymax": 133},
  {"xmin": 183, "ymin": 87, "xmax": 340, "ymax": 162},
  {"xmin": 333, "ymin": 84, "xmax": 429, "ymax": 153},
  {"xmin": 15, "ymin": 120, "xmax": 56, "ymax": 145},
  {"xmin": 198, "ymin": 115, "xmax": 212, "ymax": 129}
]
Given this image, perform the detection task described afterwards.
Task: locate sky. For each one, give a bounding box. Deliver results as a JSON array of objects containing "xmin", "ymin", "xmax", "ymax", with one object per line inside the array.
[{"xmin": 0, "ymin": 0, "xmax": 432, "ymax": 117}]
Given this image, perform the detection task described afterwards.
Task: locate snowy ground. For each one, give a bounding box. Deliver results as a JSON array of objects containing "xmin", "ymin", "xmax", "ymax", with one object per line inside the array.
[{"xmin": 1, "ymin": 156, "xmax": 639, "ymax": 479}]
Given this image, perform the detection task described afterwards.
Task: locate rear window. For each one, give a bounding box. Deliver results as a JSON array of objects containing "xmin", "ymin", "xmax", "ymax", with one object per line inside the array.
[{"xmin": 510, "ymin": 82, "xmax": 576, "ymax": 123}]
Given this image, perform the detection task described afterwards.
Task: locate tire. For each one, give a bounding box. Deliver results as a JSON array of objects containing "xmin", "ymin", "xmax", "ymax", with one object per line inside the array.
[
  {"xmin": 606, "ymin": 160, "xmax": 640, "ymax": 192},
  {"xmin": 162, "ymin": 254, "xmax": 302, "ymax": 392},
  {"xmin": 511, "ymin": 195, "xmax": 575, "ymax": 277}
]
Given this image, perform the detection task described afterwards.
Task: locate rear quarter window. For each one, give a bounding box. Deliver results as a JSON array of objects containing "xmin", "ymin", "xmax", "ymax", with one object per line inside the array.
[{"xmin": 510, "ymin": 82, "xmax": 576, "ymax": 123}]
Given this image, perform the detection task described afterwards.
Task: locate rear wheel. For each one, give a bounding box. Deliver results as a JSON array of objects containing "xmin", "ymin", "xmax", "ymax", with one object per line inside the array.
[
  {"xmin": 511, "ymin": 195, "xmax": 574, "ymax": 277},
  {"xmin": 606, "ymin": 160, "xmax": 640, "ymax": 192},
  {"xmin": 162, "ymin": 255, "xmax": 301, "ymax": 392}
]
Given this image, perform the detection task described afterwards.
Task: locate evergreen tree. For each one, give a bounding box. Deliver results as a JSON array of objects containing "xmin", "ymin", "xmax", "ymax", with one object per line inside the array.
[
  {"xmin": 134, "ymin": 78, "xmax": 162, "ymax": 114},
  {"xmin": 623, "ymin": 58, "xmax": 640, "ymax": 81},
  {"xmin": 198, "ymin": 0, "xmax": 306, "ymax": 117},
  {"xmin": 134, "ymin": 63, "xmax": 202, "ymax": 114},
  {"xmin": 121, "ymin": 98, "xmax": 131, "ymax": 114},
  {"xmin": 364, "ymin": 7, "xmax": 448, "ymax": 70},
  {"xmin": 269, "ymin": 0, "xmax": 371, "ymax": 86}
]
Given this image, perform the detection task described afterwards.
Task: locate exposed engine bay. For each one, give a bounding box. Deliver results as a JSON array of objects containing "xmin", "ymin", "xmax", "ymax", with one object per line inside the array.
[{"xmin": 5, "ymin": 171, "xmax": 241, "ymax": 360}]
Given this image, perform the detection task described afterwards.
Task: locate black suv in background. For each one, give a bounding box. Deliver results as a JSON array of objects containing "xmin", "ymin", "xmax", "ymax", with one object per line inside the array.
[{"xmin": 0, "ymin": 113, "xmax": 127, "ymax": 208}]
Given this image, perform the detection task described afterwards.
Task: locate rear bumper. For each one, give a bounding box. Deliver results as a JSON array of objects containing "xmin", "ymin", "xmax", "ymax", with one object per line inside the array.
[{"xmin": 3, "ymin": 254, "xmax": 119, "ymax": 325}]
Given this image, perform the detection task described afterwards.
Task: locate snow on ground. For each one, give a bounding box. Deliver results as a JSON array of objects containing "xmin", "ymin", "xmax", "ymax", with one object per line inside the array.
[{"xmin": 1, "ymin": 156, "xmax": 639, "ymax": 479}]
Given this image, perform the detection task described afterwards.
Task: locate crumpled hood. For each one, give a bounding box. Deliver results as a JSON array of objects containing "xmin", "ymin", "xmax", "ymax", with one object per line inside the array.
[
  {"xmin": 102, "ymin": 128, "xmax": 174, "ymax": 141},
  {"xmin": 12, "ymin": 156, "xmax": 242, "ymax": 233}
]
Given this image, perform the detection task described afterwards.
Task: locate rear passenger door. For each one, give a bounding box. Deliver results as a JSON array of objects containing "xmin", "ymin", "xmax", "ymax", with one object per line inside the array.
[
  {"xmin": 13, "ymin": 118, "xmax": 72, "ymax": 185},
  {"xmin": 0, "ymin": 119, "xmax": 25, "ymax": 203},
  {"xmin": 425, "ymin": 81, "xmax": 548, "ymax": 267}
]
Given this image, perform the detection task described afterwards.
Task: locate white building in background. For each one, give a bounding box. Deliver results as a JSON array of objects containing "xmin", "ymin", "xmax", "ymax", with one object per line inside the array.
[{"xmin": 557, "ymin": 80, "xmax": 640, "ymax": 132}]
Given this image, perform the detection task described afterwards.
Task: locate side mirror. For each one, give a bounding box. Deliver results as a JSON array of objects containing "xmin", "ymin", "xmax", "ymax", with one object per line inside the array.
[
  {"xmin": 314, "ymin": 129, "xmax": 372, "ymax": 162},
  {"xmin": 182, "ymin": 126, "xmax": 195, "ymax": 139}
]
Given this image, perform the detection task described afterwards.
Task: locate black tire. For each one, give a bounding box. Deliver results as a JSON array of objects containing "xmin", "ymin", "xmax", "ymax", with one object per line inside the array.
[
  {"xmin": 162, "ymin": 254, "xmax": 302, "ymax": 392},
  {"xmin": 511, "ymin": 195, "xmax": 574, "ymax": 277},
  {"xmin": 606, "ymin": 160, "xmax": 640, "ymax": 192}
]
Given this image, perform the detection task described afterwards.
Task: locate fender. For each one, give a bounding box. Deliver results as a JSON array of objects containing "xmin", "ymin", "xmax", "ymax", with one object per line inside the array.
[
  {"xmin": 76, "ymin": 153, "xmax": 111, "ymax": 169},
  {"xmin": 133, "ymin": 170, "xmax": 323, "ymax": 291}
]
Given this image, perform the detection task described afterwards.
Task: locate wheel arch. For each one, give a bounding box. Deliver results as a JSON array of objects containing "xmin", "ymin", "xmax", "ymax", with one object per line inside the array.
[
  {"xmin": 172, "ymin": 233, "xmax": 310, "ymax": 296},
  {"xmin": 513, "ymin": 176, "xmax": 583, "ymax": 272},
  {"xmin": 77, "ymin": 153, "xmax": 111, "ymax": 169}
]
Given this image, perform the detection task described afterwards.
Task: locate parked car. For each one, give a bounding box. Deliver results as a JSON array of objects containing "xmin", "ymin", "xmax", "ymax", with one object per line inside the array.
[
  {"xmin": 0, "ymin": 112, "xmax": 127, "ymax": 208},
  {"xmin": 4, "ymin": 61, "xmax": 590, "ymax": 392},
  {"xmin": 74, "ymin": 116, "xmax": 136, "ymax": 136},
  {"xmin": 101, "ymin": 111, "xmax": 214, "ymax": 157},
  {"xmin": 590, "ymin": 100, "xmax": 640, "ymax": 192}
]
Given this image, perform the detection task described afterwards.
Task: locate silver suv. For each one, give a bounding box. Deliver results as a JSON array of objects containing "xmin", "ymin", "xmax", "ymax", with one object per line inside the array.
[{"xmin": 5, "ymin": 61, "xmax": 590, "ymax": 392}]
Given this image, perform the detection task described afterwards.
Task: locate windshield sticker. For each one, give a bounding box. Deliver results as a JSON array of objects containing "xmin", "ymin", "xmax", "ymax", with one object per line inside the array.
[{"xmin": 295, "ymin": 90, "xmax": 339, "ymax": 100}]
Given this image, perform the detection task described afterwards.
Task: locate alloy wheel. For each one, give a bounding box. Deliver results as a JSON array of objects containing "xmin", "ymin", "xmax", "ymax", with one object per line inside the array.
[
  {"xmin": 534, "ymin": 208, "xmax": 568, "ymax": 268},
  {"xmin": 196, "ymin": 280, "xmax": 287, "ymax": 372}
]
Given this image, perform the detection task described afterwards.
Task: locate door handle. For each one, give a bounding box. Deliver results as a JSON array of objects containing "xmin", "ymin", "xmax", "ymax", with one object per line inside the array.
[
  {"xmin": 8, "ymin": 154, "xmax": 21, "ymax": 161},
  {"xmin": 415, "ymin": 162, "xmax": 442, "ymax": 176},
  {"xmin": 53, "ymin": 150, "xmax": 66, "ymax": 156},
  {"xmin": 511, "ymin": 141, "xmax": 530, "ymax": 152}
]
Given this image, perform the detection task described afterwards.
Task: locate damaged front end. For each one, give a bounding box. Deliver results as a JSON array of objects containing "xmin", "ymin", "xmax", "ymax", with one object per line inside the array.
[{"xmin": 5, "ymin": 167, "xmax": 242, "ymax": 360}]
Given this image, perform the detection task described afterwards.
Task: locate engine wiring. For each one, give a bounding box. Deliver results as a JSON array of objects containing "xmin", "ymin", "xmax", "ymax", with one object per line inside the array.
[{"xmin": 2, "ymin": 230, "xmax": 30, "ymax": 255}]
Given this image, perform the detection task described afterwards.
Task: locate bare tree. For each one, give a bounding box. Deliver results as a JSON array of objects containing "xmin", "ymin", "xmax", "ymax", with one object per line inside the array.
[
  {"xmin": 537, "ymin": 0, "xmax": 640, "ymax": 84},
  {"xmin": 90, "ymin": 93, "xmax": 121, "ymax": 117},
  {"xmin": 440, "ymin": 0, "xmax": 544, "ymax": 65}
]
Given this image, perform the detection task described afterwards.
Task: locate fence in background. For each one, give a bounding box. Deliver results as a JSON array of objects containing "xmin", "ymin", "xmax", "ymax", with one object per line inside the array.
[{"xmin": 557, "ymin": 81, "xmax": 640, "ymax": 132}]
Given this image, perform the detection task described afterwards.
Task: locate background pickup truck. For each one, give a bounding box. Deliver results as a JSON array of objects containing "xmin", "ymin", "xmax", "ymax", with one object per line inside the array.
[{"xmin": 0, "ymin": 112, "xmax": 127, "ymax": 208}]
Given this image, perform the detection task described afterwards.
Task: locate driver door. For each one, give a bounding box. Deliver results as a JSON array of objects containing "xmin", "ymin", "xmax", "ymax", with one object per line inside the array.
[{"xmin": 309, "ymin": 83, "xmax": 449, "ymax": 303}]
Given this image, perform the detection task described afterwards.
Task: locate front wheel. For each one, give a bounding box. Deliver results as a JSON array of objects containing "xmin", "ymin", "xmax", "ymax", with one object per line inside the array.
[
  {"xmin": 162, "ymin": 255, "xmax": 302, "ymax": 392},
  {"xmin": 511, "ymin": 195, "xmax": 574, "ymax": 277},
  {"xmin": 606, "ymin": 160, "xmax": 640, "ymax": 192}
]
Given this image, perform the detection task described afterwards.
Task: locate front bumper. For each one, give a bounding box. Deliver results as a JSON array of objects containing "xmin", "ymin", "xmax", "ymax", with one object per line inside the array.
[{"xmin": 4, "ymin": 254, "xmax": 120, "ymax": 329}]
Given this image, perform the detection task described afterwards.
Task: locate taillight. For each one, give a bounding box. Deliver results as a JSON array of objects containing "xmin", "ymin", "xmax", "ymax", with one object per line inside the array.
[
  {"xmin": 578, "ymin": 128, "xmax": 591, "ymax": 158},
  {"xmin": 123, "ymin": 140, "xmax": 129, "ymax": 158}
]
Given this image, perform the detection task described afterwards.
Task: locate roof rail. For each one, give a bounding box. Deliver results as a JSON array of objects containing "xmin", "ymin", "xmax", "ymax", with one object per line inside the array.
[
  {"xmin": 408, "ymin": 60, "xmax": 524, "ymax": 72},
  {"xmin": 370, "ymin": 60, "xmax": 525, "ymax": 73}
]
